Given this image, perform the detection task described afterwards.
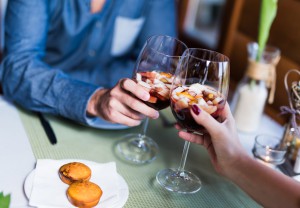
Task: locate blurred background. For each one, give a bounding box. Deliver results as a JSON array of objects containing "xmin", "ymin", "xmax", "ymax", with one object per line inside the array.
[
  {"xmin": 178, "ymin": 0, "xmax": 300, "ymax": 125},
  {"xmin": 1, "ymin": 0, "xmax": 300, "ymax": 125}
]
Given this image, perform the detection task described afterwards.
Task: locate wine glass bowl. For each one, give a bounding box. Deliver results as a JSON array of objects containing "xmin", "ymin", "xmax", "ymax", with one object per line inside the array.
[
  {"xmin": 134, "ymin": 71, "xmax": 174, "ymax": 110},
  {"xmin": 156, "ymin": 48, "xmax": 230, "ymax": 193},
  {"xmin": 117, "ymin": 35, "xmax": 188, "ymax": 164},
  {"xmin": 171, "ymin": 84, "xmax": 225, "ymax": 133}
]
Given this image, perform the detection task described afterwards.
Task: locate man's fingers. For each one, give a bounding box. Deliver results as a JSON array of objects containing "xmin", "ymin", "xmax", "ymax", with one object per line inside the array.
[
  {"xmin": 125, "ymin": 98, "xmax": 159, "ymax": 119},
  {"xmin": 117, "ymin": 79, "xmax": 159, "ymax": 119},
  {"xmin": 96, "ymin": 91, "xmax": 145, "ymax": 125},
  {"xmin": 110, "ymin": 111, "xmax": 142, "ymax": 126},
  {"xmin": 120, "ymin": 78, "xmax": 150, "ymax": 101},
  {"xmin": 106, "ymin": 98, "xmax": 145, "ymax": 121},
  {"xmin": 109, "ymin": 80, "xmax": 158, "ymax": 119}
]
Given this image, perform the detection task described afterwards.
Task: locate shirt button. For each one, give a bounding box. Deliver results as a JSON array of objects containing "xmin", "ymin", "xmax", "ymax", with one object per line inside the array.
[
  {"xmin": 96, "ymin": 21, "xmax": 102, "ymax": 28},
  {"xmin": 89, "ymin": 50, "xmax": 96, "ymax": 57}
]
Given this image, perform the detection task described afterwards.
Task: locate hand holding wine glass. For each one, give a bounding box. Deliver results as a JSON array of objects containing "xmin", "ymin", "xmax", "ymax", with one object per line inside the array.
[
  {"xmin": 117, "ymin": 35, "xmax": 187, "ymax": 164},
  {"xmin": 87, "ymin": 78, "xmax": 159, "ymax": 126},
  {"xmin": 177, "ymin": 103, "xmax": 246, "ymax": 175},
  {"xmin": 156, "ymin": 48, "xmax": 230, "ymax": 193}
]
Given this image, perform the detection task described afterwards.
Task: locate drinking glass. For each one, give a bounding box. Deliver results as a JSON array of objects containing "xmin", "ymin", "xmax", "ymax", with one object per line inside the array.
[
  {"xmin": 156, "ymin": 48, "xmax": 230, "ymax": 193},
  {"xmin": 117, "ymin": 35, "xmax": 187, "ymax": 164},
  {"xmin": 253, "ymin": 134, "xmax": 287, "ymax": 165}
]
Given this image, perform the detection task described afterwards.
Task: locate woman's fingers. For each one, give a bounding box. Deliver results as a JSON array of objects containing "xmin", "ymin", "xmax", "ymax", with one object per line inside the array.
[
  {"xmin": 178, "ymin": 130, "xmax": 212, "ymax": 148},
  {"xmin": 219, "ymin": 103, "xmax": 233, "ymax": 122},
  {"xmin": 190, "ymin": 105, "xmax": 223, "ymax": 136},
  {"xmin": 178, "ymin": 131, "xmax": 204, "ymax": 145}
]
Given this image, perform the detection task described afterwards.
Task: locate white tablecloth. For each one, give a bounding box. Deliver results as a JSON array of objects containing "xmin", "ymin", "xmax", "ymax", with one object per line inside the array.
[{"xmin": 0, "ymin": 97, "xmax": 35, "ymax": 207}]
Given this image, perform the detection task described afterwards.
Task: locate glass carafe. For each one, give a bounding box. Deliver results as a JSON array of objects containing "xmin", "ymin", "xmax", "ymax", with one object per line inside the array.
[{"xmin": 231, "ymin": 42, "xmax": 280, "ymax": 133}]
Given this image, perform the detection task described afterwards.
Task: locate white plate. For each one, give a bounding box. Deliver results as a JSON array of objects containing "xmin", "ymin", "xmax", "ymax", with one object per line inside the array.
[{"xmin": 24, "ymin": 169, "xmax": 129, "ymax": 208}]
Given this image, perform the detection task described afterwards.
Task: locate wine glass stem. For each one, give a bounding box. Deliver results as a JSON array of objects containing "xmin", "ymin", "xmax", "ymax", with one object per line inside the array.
[
  {"xmin": 142, "ymin": 117, "xmax": 149, "ymax": 135},
  {"xmin": 136, "ymin": 118, "xmax": 149, "ymax": 151},
  {"xmin": 178, "ymin": 141, "xmax": 190, "ymax": 172},
  {"xmin": 139, "ymin": 117, "xmax": 149, "ymax": 140}
]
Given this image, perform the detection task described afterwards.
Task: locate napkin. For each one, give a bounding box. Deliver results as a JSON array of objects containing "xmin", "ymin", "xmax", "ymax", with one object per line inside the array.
[{"xmin": 28, "ymin": 159, "xmax": 122, "ymax": 208}]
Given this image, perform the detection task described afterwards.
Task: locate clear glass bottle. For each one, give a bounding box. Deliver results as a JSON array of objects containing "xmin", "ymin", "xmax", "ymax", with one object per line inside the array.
[{"xmin": 231, "ymin": 42, "xmax": 280, "ymax": 133}]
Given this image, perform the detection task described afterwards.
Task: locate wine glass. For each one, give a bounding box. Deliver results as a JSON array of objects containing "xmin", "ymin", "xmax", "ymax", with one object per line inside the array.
[
  {"xmin": 156, "ymin": 48, "xmax": 230, "ymax": 193},
  {"xmin": 117, "ymin": 35, "xmax": 188, "ymax": 164}
]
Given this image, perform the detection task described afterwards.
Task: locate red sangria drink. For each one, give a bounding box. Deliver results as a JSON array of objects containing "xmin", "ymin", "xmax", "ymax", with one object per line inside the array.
[
  {"xmin": 135, "ymin": 70, "xmax": 174, "ymax": 110},
  {"xmin": 171, "ymin": 83, "xmax": 225, "ymax": 133}
]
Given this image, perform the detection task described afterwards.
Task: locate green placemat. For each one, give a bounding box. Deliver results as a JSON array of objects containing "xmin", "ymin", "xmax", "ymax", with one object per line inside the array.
[{"xmin": 18, "ymin": 108, "xmax": 261, "ymax": 208}]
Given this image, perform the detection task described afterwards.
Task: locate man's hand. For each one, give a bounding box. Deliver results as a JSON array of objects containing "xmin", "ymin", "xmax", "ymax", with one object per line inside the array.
[{"xmin": 87, "ymin": 78, "xmax": 159, "ymax": 126}]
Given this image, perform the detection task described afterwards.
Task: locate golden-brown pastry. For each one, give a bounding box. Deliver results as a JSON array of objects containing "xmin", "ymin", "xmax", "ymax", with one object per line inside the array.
[
  {"xmin": 67, "ymin": 181, "xmax": 103, "ymax": 208},
  {"xmin": 59, "ymin": 162, "xmax": 91, "ymax": 185}
]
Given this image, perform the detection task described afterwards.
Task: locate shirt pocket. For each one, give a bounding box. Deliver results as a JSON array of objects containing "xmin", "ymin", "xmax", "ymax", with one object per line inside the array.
[{"xmin": 111, "ymin": 16, "xmax": 145, "ymax": 57}]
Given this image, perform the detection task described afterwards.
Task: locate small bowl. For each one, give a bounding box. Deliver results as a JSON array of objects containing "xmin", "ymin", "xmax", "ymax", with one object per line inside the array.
[{"xmin": 253, "ymin": 134, "xmax": 287, "ymax": 165}]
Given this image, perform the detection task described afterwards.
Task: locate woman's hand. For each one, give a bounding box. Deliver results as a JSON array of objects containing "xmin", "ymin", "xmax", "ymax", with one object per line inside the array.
[
  {"xmin": 179, "ymin": 103, "xmax": 300, "ymax": 208},
  {"xmin": 177, "ymin": 103, "xmax": 248, "ymax": 177},
  {"xmin": 87, "ymin": 78, "xmax": 159, "ymax": 126}
]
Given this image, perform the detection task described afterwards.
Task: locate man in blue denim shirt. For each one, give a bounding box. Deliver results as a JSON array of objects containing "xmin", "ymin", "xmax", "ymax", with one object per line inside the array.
[{"xmin": 0, "ymin": 0, "xmax": 176, "ymax": 128}]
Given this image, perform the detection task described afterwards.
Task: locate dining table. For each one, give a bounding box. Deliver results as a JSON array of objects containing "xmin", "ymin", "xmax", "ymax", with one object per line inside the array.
[{"xmin": 0, "ymin": 94, "xmax": 285, "ymax": 208}]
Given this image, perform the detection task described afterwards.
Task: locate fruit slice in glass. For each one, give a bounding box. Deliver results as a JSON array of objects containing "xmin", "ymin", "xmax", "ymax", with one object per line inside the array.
[
  {"xmin": 171, "ymin": 83, "xmax": 225, "ymax": 133},
  {"xmin": 135, "ymin": 71, "xmax": 174, "ymax": 110}
]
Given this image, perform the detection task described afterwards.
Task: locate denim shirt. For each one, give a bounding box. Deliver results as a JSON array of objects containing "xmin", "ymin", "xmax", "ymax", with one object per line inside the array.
[{"xmin": 0, "ymin": 0, "xmax": 176, "ymax": 128}]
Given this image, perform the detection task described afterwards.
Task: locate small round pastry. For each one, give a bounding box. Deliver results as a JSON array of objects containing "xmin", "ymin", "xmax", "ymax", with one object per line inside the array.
[
  {"xmin": 59, "ymin": 162, "xmax": 91, "ymax": 185},
  {"xmin": 67, "ymin": 181, "xmax": 103, "ymax": 208}
]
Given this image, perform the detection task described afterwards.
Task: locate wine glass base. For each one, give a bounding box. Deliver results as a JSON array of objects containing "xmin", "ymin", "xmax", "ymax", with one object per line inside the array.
[
  {"xmin": 117, "ymin": 133, "xmax": 158, "ymax": 164},
  {"xmin": 156, "ymin": 168, "xmax": 202, "ymax": 194}
]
